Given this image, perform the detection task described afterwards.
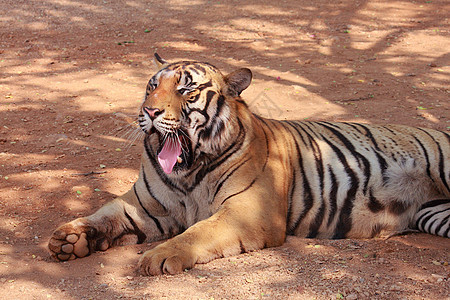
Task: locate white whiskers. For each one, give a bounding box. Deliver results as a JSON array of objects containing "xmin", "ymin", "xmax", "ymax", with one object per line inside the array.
[{"xmin": 117, "ymin": 119, "xmax": 145, "ymax": 151}]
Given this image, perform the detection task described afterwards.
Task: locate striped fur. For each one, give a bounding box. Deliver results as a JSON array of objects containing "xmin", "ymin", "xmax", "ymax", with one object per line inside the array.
[
  {"xmin": 414, "ymin": 199, "xmax": 450, "ymax": 237},
  {"xmin": 49, "ymin": 55, "xmax": 449, "ymax": 275}
]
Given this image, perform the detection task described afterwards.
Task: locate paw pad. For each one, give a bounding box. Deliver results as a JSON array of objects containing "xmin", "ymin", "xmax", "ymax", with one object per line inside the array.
[
  {"xmin": 49, "ymin": 226, "xmax": 91, "ymax": 261},
  {"xmin": 66, "ymin": 234, "xmax": 78, "ymax": 244},
  {"xmin": 72, "ymin": 233, "xmax": 89, "ymax": 257},
  {"xmin": 61, "ymin": 244, "xmax": 74, "ymax": 253}
]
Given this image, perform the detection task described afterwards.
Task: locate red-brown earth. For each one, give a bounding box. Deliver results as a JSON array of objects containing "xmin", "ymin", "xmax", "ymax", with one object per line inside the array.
[{"xmin": 0, "ymin": 0, "xmax": 449, "ymax": 299}]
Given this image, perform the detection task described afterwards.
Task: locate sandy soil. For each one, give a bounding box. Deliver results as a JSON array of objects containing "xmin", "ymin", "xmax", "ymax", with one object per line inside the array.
[{"xmin": 0, "ymin": 0, "xmax": 449, "ymax": 299}]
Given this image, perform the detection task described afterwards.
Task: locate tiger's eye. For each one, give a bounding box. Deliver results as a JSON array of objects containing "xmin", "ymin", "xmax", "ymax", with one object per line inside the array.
[{"xmin": 178, "ymin": 88, "xmax": 189, "ymax": 95}]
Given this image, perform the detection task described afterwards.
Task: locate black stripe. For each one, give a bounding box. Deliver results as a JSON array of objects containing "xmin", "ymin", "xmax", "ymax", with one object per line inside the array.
[
  {"xmin": 374, "ymin": 150, "xmax": 389, "ymax": 184},
  {"xmin": 383, "ymin": 126, "xmax": 397, "ymax": 135},
  {"xmin": 416, "ymin": 209, "xmax": 435, "ymax": 231},
  {"xmin": 213, "ymin": 157, "xmax": 251, "ymax": 201},
  {"xmin": 213, "ymin": 119, "xmax": 226, "ymax": 139},
  {"xmin": 254, "ymin": 114, "xmax": 275, "ymax": 134},
  {"xmin": 188, "ymin": 67, "xmax": 200, "ymax": 75},
  {"xmin": 188, "ymin": 90, "xmax": 216, "ymax": 139},
  {"xmin": 192, "ymin": 87, "xmax": 217, "ymax": 148},
  {"xmin": 193, "ymin": 64, "xmax": 206, "ymax": 74},
  {"xmin": 423, "ymin": 207, "xmax": 450, "ymax": 217},
  {"xmin": 133, "ymin": 185, "xmax": 165, "ymax": 235},
  {"xmin": 388, "ymin": 200, "xmax": 410, "ymax": 215},
  {"xmin": 354, "ymin": 123, "xmax": 389, "ymax": 183},
  {"xmin": 320, "ymin": 122, "xmax": 371, "ymax": 195},
  {"xmin": 290, "ymin": 167, "xmax": 313, "ymax": 235},
  {"xmin": 367, "ymin": 188, "xmax": 384, "ymax": 213},
  {"xmin": 430, "ymin": 208, "xmax": 450, "ymax": 235},
  {"xmin": 200, "ymin": 94, "xmax": 225, "ymax": 141},
  {"xmin": 331, "ymin": 151, "xmax": 358, "ymax": 238},
  {"xmin": 300, "ymin": 125, "xmax": 326, "ymax": 238},
  {"xmin": 426, "ymin": 218, "xmax": 438, "ymax": 233},
  {"xmin": 191, "ymin": 107, "xmax": 211, "ymax": 137},
  {"xmin": 192, "ymin": 118, "xmax": 247, "ymax": 188},
  {"xmin": 327, "ymin": 165, "xmax": 338, "ymax": 227},
  {"xmin": 283, "ymin": 122, "xmax": 314, "ymax": 235},
  {"xmin": 181, "ymin": 71, "xmax": 193, "ymax": 86},
  {"xmin": 256, "ymin": 118, "xmax": 271, "ymax": 171},
  {"xmin": 318, "ymin": 133, "xmax": 359, "ymax": 239},
  {"xmin": 419, "ymin": 199, "xmax": 450, "ymax": 210},
  {"xmin": 414, "ymin": 209, "xmax": 432, "ymax": 230},
  {"xmin": 205, "ymin": 90, "xmax": 216, "ymax": 107},
  {"xmin": 290, "ymin": 155, "xmax": 314, "ymax": 234},
  {"xmin": 197, "ymin": 80, "xmax": 213, "ymax": 91},
  {"xmin": 236, "ymin": 98, "xmax": 248, "ymax": 107},
  {"xmin": 286, "ymin": 169, "xmax": 296, "ymax": 229},
  {"xmin": 142, "ymin": 168, "xmax": 169, "ymax": 212},
  {"xmin": 301, "ymin": 123, "xmax": 325, "ymax": 198},
  {"xmin": 417, "ymin": 128, "xmax": 450, "ymax": 193},
  {"xmin": 216, "ymin": 94, "xmax": 225, "ymax": 113},
  {"xmin": 168, "ymin": 220, "xmax": 186, "ymax": 238},
  {"xmin": 220, "ymin": 178, "xmax": 256, "ymax": 205},
  {"xmin": 123, "ymin": 209, "xmax": 147, "ymax": 243},
  {"xmin": 185, "ymin": 156, "xmax": 207, "ymax": 178},
  {"xmin": 437, "ymin": 143, "xmax": 449, "ymax": 193},
  {"xmin": 281, "ymin": 123, "xmax": 301, "ymax": 231},
  {"xmin": 307, "ymin": 198, "xmax": 326, "ymax": 238},
  {"xmin": 347, "ymin": 122, "xmax": 365, "ymax": 134},
  {"xmin": 285, "ymin": 121, "xmax": 310, "ymax": 147},
  {"xmin": 443, "ymin": 131, "xmax": 450, "ymax": 141},
  {"xmin": 413, "ymin": 136, "xmax": 432, "ymax": 178},
  {"xmin": 434, "ymin": 213, "xmax": 450, "ymax": 235}
]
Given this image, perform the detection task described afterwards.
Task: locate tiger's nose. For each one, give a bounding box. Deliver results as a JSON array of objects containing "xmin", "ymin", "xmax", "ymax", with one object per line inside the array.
[{"xmin": 144, "ymin": 107, "xmax": 163, "ymax": 120}]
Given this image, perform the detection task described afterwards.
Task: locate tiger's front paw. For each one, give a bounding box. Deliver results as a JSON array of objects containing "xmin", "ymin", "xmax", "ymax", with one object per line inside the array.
[
  {"xmin": 138, "ymin": 244, "xmax": 197, "ymax": 276},
  {"xmin": 48, "ymin": 219, "xmax": 110, "ymax": 261}
]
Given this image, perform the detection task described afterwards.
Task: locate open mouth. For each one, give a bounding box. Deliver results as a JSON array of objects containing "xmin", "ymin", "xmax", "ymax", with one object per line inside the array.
[{"xmin": 155, "ymin": 129, "xmax": 192, "ymax": 174}]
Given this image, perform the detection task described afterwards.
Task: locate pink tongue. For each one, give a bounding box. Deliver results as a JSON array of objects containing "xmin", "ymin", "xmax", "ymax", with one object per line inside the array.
[{"xmin": 158, "ymin": 138, "xmax": 182, "ymax": 174}]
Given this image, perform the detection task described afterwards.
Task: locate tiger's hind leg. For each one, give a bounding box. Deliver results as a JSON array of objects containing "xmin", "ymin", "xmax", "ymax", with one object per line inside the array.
[
  {"xmin": 365, "ymin": 158, "xmax": 445, "ymax": 239},
  {"xmin": 413, "ymin": 199, "xmax": 450, "ymax": 238}
]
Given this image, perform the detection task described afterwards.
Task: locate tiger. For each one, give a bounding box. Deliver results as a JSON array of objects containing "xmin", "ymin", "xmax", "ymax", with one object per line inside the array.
[{"xmin": 48, "ymin": 54, "xmax": 450, "ymax": 276}]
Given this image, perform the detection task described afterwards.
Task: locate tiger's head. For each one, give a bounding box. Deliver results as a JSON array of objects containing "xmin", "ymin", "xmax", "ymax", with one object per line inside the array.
[{"xmin": 138, "ymin": 54, "xmax": 252, "ymax": 175}]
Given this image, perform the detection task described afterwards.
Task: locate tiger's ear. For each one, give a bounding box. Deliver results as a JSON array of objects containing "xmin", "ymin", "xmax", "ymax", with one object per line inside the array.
[
  {"xmin": 225, "ymin": 68, "xmax": 252, "ymax": 96},
  {"xmin": 153, "ymin": 53, "xmax": 169, "ymax": 69}
]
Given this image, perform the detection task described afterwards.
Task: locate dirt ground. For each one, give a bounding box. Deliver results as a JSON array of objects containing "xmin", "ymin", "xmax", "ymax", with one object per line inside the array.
[{"xmin": 1, "ymin": 0, "xmax": 449, "ymax": 299}]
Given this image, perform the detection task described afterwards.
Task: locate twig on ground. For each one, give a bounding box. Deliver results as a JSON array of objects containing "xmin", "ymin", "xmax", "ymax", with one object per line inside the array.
[{"xmin": 71, "ymin": 171, "xmax": 107, "ymax": 176}]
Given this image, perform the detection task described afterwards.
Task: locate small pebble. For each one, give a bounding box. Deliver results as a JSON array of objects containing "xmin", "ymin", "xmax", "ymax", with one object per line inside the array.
[
  {"xmin": 431, "ymin": 274, "xmax": 444, "ymax": 283},
  {"xmin": 346, "ymin": 294, "xmax": 358, "ymax": 300}
]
